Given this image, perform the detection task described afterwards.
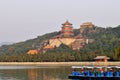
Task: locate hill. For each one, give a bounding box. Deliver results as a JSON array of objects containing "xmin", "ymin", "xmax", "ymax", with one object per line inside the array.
[
  {"xmin": 0, "ymin": 25, "xmax": 120, "ymax": 62},
  {"xmin": 0, "ymin": 32, "xmax": 59, "ymax": 55},
  {"xmin": 0, "ymin": 42, "xmax": 14, "ymax": 47}
]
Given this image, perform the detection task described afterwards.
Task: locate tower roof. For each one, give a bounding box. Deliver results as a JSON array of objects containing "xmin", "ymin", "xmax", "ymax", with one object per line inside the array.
[
  {"xmin": 81, "ymin": 22, "xmax": 94, "ymax": 26},
  {"xmin": 62, "ymin": 20, "xmax": 72, "ymax": 25}
]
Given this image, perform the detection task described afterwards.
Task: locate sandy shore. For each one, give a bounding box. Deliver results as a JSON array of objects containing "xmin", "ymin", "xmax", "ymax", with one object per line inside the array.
[{"xmin": 0, "ymin": 62, "xmax": 120, "ymax": 66}]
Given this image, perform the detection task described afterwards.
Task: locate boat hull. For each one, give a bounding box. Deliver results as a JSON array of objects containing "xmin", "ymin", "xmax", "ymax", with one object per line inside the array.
[{"xmin": 68, "ymin": 75, "xmax": 120, "ymax": 80}]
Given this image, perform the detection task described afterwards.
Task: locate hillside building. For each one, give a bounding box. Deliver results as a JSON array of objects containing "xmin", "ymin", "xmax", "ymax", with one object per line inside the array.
[
  {"xmin": 27, "ymin": 20, "xmax": 95, "ymax": 54},
  {"xmin": 71, "ymin": 35, "xmax": 85, "ymax": 50},
  {"xmin": 80, "ymin": 22, "xmax": 95, "ymax": 33},
  {"xmin": 27, "ymin": 49, "xmax": 39, "ymax": 55},
  {"xmin": 61, "ymin": 20, "xmax": 74, "ymax": 38},
  {"xmin": 94, "ymin": 56, "xmax": 110, "ymax": 62}
]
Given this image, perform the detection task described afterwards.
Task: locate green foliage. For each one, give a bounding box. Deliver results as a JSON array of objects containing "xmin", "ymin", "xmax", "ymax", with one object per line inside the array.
[
  {"xmin": 73, "ymin": 29, "xmax": 80, "ymax": 36},
  {"xmin": 80, "ymin": 25, "xmax": 120, "ymax": 61},
  {"xmin": 44, "ymin": 44, "xmax": 78, "ymax": 62},
  {"xmin": 114, "ymin": 46, "xmax": 120, "ymax": 60}
]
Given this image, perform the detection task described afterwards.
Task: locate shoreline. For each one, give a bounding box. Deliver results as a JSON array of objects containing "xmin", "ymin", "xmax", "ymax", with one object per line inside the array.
[{"xmin": 0, "ymin": 62, "xmax": 120, "ymax": 66}]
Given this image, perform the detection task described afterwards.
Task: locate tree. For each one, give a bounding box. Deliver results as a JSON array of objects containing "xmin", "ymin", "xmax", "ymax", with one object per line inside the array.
[{"xmin": 115, "ymin": 46, "xmax": 120, "ymax": 60}]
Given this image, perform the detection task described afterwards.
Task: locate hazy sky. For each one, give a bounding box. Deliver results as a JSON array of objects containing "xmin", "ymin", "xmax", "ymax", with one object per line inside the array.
[{"xmin": 0, "ymin": 0, "xmax": 120, "ymax": 43}]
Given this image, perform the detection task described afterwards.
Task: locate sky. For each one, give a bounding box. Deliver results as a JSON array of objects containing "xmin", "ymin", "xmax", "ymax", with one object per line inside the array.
[{"xmin": 0, "ymin": 0, "xmax": 120, "ymax": 43}]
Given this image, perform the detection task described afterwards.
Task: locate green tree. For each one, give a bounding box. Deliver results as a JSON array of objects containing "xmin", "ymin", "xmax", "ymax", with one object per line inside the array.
[{"xmin": 115, "ymin": 46, "xmax": 120, "ymax": 60}]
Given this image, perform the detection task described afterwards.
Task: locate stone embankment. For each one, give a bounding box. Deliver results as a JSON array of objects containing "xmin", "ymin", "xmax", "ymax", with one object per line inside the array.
[{"xmin": 0, "ymin": 62, "xmax": 120, "ymax": 66}]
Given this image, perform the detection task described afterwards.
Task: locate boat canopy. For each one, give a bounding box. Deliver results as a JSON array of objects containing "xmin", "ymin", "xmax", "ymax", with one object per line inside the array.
[
  {"xmin": 72, "ymin": 66, "xmax": 84, "ymax": 68},
  {"xmin": 115, "ymin": 66, "xmax": 120, "ymax": 68},
  {"xmin": 72, "ymin": 66, "xmax": 94, "ymax": 69}
]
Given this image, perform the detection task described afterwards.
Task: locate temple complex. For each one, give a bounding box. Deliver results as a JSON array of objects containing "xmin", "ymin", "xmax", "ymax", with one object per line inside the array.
[
  {"xmin": 42, "ymin": 20, "xmax": 87, "ymax": 52},
  {"xmin": 27, "ymin": 20, "xmax": 95, "ymax": 54}
]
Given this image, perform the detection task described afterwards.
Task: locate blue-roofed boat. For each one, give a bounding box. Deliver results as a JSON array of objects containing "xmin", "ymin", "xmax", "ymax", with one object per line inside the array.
[{"xmin": 68, "ymin": 66, "xmax": 120, "ymax": 80}]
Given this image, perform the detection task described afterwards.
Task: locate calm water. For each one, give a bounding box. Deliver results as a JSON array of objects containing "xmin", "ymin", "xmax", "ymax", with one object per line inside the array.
[{"xmin": 0, "ymin": 66, "xmax": 71, "ymax": 80}]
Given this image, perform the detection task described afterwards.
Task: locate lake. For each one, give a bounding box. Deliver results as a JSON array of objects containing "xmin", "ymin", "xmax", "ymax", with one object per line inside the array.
[{"xmin": 0, "ymin": 66, "xmax": 71, "ymax": 80}]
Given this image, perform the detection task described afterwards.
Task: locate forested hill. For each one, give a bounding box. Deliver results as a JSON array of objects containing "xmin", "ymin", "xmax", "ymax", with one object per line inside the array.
[
  {"xmin": 0, "ymin": 25, "xmax": 120, "ymax": 61},
  {"xmin": 0, "ymin": 32, "xmax": 59, "ymax": 55}
]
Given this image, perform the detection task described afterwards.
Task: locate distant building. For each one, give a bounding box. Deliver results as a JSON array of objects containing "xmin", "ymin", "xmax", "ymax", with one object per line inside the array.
[
  {"xmin": 80, "ymin": 22, "xmax": 95, "ymax": 33},
  {"xmin": 61, "ymin": 20, "xmax": 74, "ymax": 38},
  {"xmin": 71, "ymin": 34, "xmax": 85, "ymax": 50},
  {"xmin": 49, "ymin": 37, "xmax": 76, "ymax": 47},
  {"xmin": 42, "ymin": 45, "xmax": 54, "ymax": 53},
  {"xmin": 27, "ymin": 49, "xmax": 39, "ymax": 55},
  {"xmin": 43, "ymin": 45, "xmax": 54, "ymax": 49},
  {"xmin": 81, "ymin": 22, "xmax": 94, "ymax": 28},
  {"xmin": 94, "ymin": 56, "xmax": 110, "ymax": 62}
]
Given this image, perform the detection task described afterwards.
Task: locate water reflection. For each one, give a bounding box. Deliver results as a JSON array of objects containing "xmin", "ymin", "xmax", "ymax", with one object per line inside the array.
[
  {"xmin": 0, "ymin": 66, "xmax": 71, "ymax": 80},
  {"xmin": 28, "ymin": 69, "xmax": 38, "ymax": 80}
]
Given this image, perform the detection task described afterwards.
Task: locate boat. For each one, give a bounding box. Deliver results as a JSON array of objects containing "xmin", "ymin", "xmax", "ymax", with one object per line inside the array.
[
  {"xmin": 68, "ymin": 66, "xmax": 120, "ymax": 80},
  {"xmin": 68, "ymin": 76, "xmax": 120, "ymax": 80}
]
